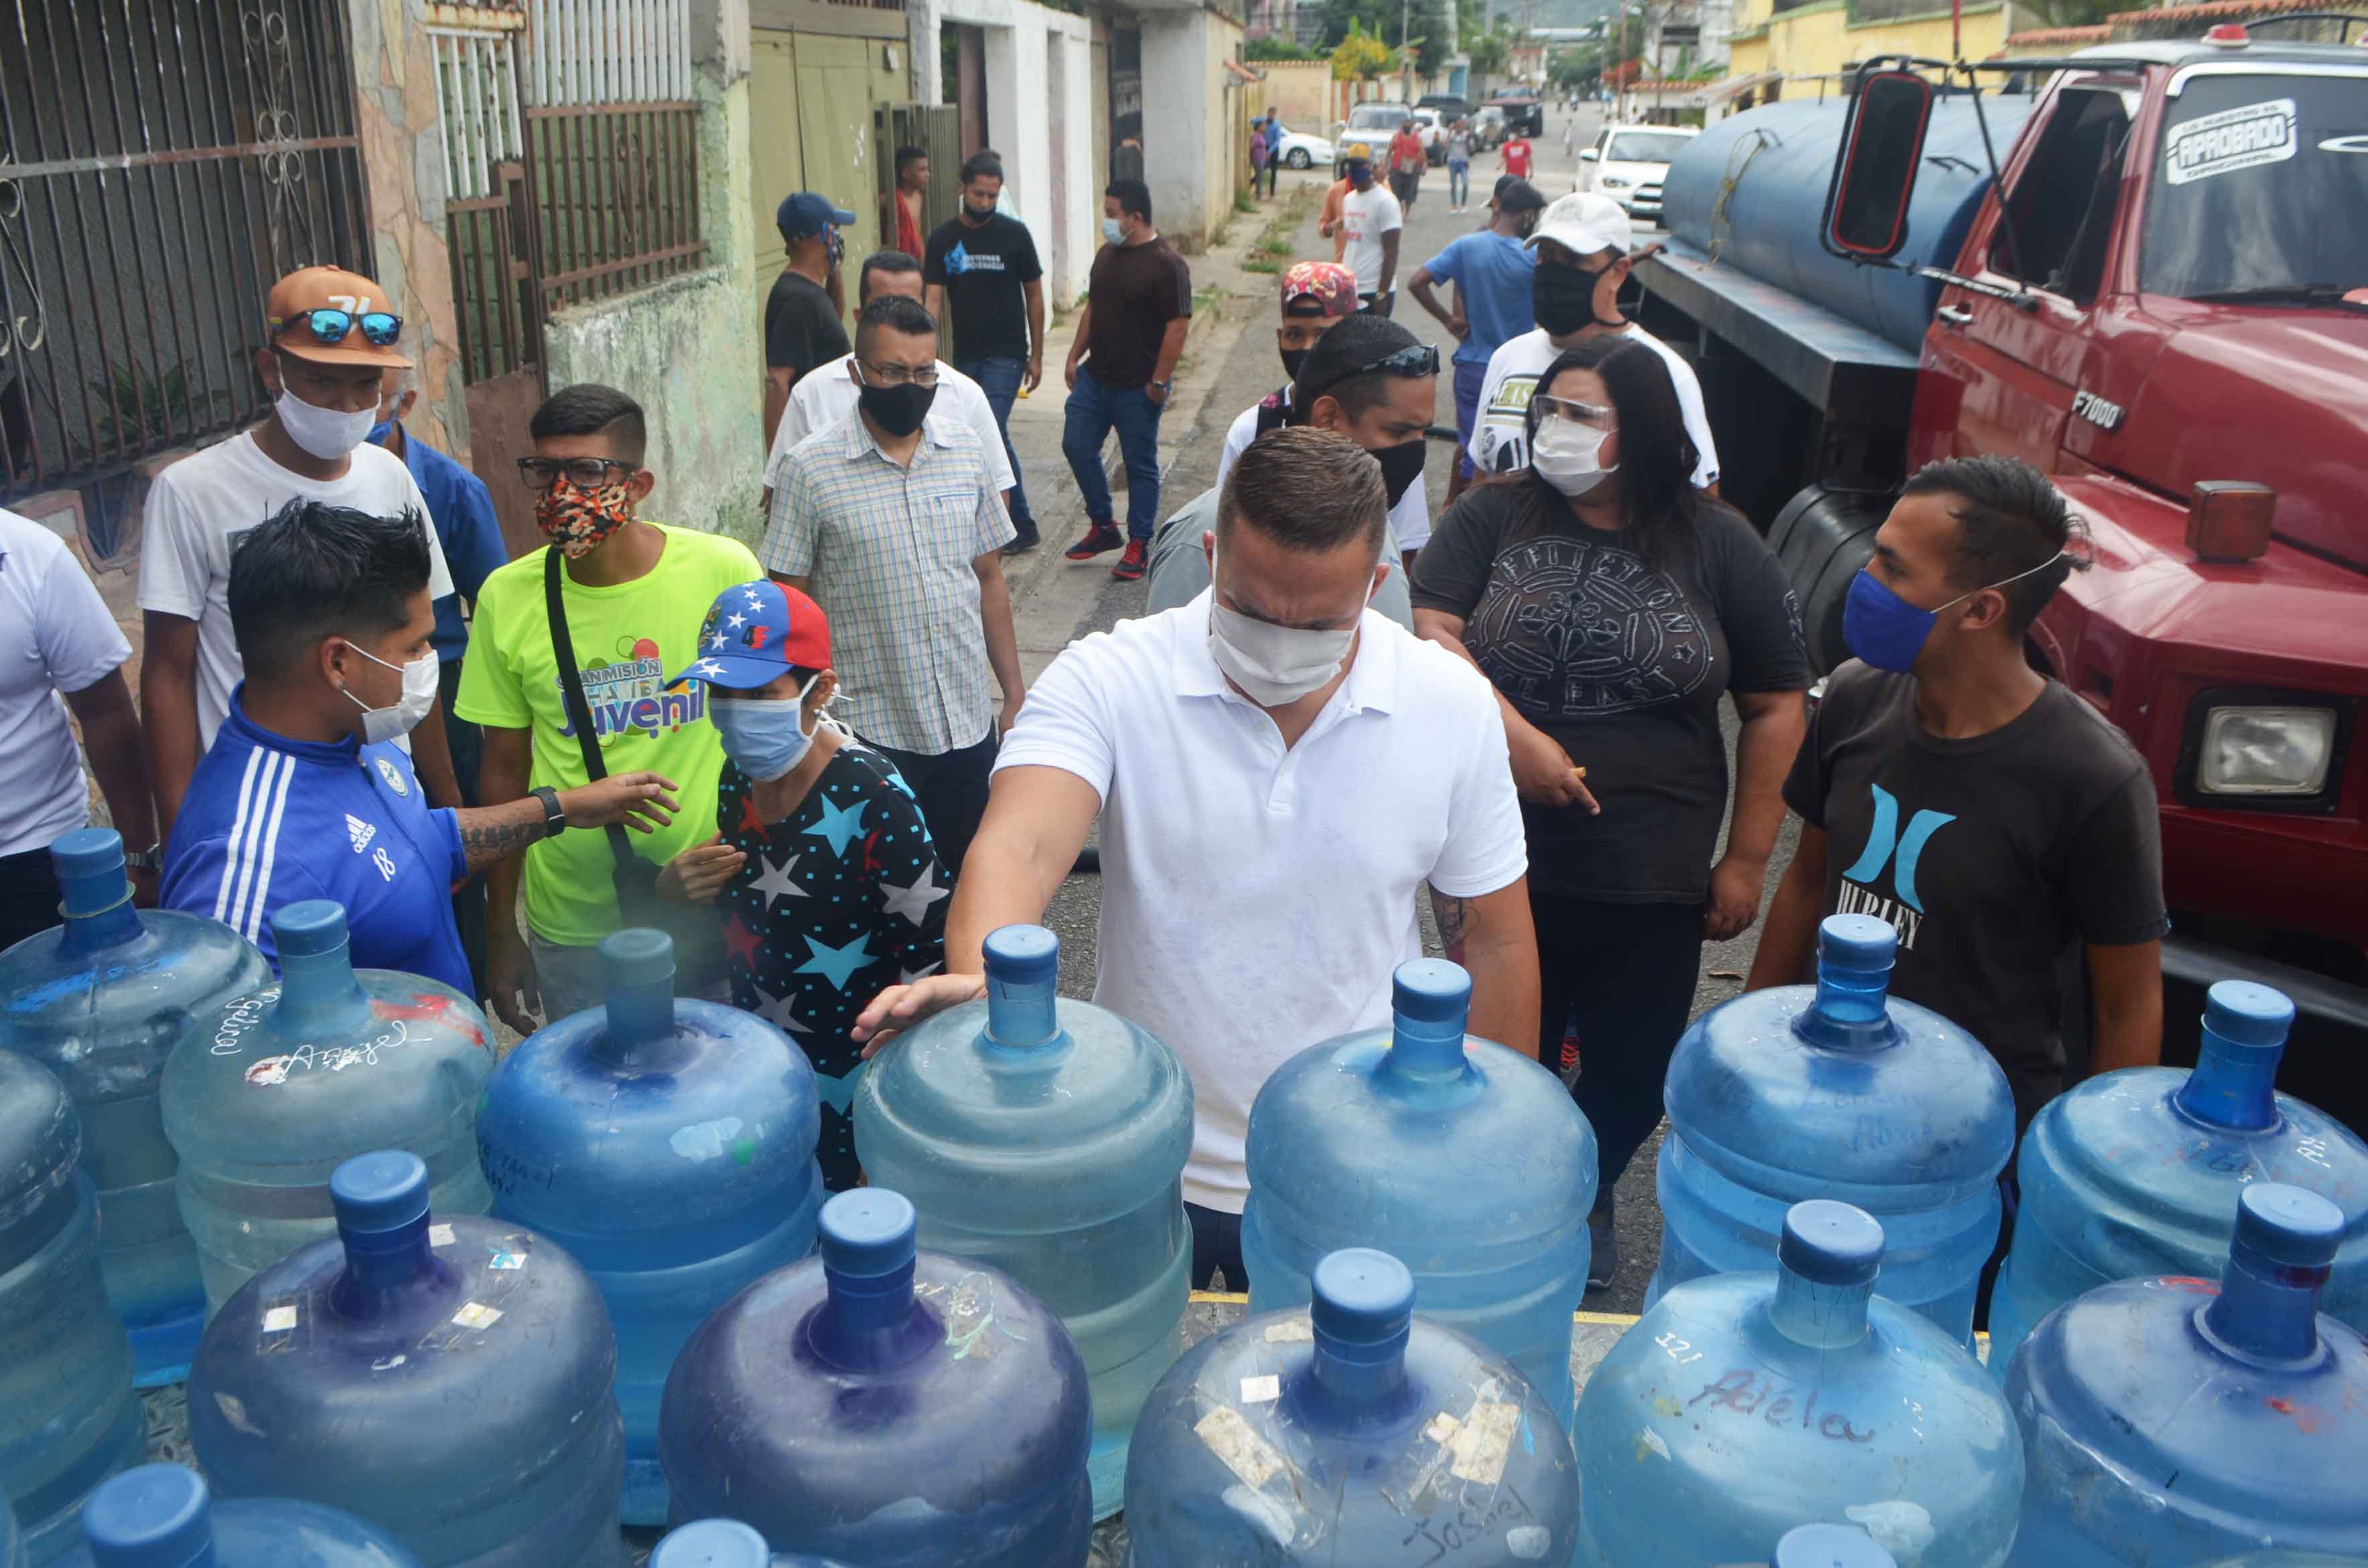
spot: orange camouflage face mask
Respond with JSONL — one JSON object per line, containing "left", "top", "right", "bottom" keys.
{"left": 534, "top": 470, "right": 632, "bottom": 559}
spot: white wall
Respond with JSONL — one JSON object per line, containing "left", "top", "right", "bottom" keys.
{"left": 1139, "top": 7, "right": 1243, "bottom": 252}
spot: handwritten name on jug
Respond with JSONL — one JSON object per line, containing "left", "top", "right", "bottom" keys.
{"left": 1688, "top": 1368, "right": 1876, "bottom": 1443}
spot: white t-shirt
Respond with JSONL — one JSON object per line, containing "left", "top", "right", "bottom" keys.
{"left": 995, "top": 592, "right": 1527, "bottom": 1212}
{"left": 1220, "top": 396, "right": 1431, "bottom": 552}
{"left": 1338, "top": 185, "right": 1404, "bottom": 295}
{"left": 764, "top": 355, "right": 1016, "bottom": 496}
{"left": 0, "top": 510, "right": 135, "bottom": 858}
{"left": 138, "top": 433, "right": 451, "bottom": 747}
{"left": 1467, "top": 325, "right": 1721, "bottom": 489}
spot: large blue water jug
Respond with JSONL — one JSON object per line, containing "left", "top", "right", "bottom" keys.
{"left": 851, "top": 924, "right": 1190, "bottom": 1518}
{"left": 649, "top": 1520, "right": 850, "bottom": 1568}
{"left": 2003, "top": 1184, "right": 2368, "bottom": 1564}
{"left": 0, "top": 1050, "right": 140, "bottom": 1567}
{"left": 658, "top": 1188, "right": 1093, "bottom": 1565}
{"left": 1778, "top": 1527, "right": 1900, "bottom": 1568}
{"left": 1578, "top": 1201, "right": 2023, "bottom": 1568}
{"left": 2201, "top": 1559, "right": 2368, "bottom": 1567}
{"left": 2, "top": 1491, "right": 19, "bottom": 1568}
{"left": 1652, "top": 914, "right": 2015, "bottom": 1343}
{"left": 57, "top": 1464, "right": 423, "bottom": 1568}
{"left": 1990, "top": 981, "right": 2368, "bottom": 1370}
{"left": 1241, "top": 958, "right": 1596, "bottom": 1427}
{"left": 0, "top": 830, "right": 268, "bottom": 1384}
{"left": 187, "top": 1151, "right": 626, "bottom": 1568}
{"left": 476, "top": 928, "right": 823, "bottom": 1526}
{"left": 1125, "top": 1247, "right": 1580, "bottom": 1565}
{"left": 161, "top": 901, "right": 495, "bottom": 1314}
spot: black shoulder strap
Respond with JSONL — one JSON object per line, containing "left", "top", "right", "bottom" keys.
{"left": 543, "top": 548, "right": 638, "bottom": 869}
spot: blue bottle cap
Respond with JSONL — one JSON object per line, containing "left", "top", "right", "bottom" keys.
{"left": 273, "top": 900, "right": 350, "bottom": 958}
{"left": 330, "top": 1151, "right": 431, "bottom": 1236}
{"left": 1772, "top": 1523, "right": 1896, "bottom": 1568}
{"left": 981, "top": 924, "right": 1059, "bottom": 985}
{"left": 649, "top": 1520, "right": 771, "bottom": 1568}
{"left": 2204, "top": 981, "right": 2294, "bottom": 1049}
{"left": 1392, "top": 958, "right": 1471, "bottom": 1025}
{"left": 1815, "top": 914, "right": 1896, "bottom": 972}
{"left": 1310, "top": 1248, "right": 1416, "bottom": 1346}
{"left": 1779, "top": 1200, "right": 1885, "bottom": 1287}
{"left": 819, "top": 1189, "right": 918, "bottom": 1279}
{"left": 50, "top": 827, "right": 125, "bottom": 882}
{"left": 2233, "top": 1183, "right": 2344, "bottom": 1269}
{"left": 601, "top": 928, "right": 675, "bottom": 989}
{"left": 79, "top": 1464, "right": 213, "bottom": 1568}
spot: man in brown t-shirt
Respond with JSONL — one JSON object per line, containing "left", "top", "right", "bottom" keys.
{"left": 1061, "top": 178, "right": 1192, "bottom": 582}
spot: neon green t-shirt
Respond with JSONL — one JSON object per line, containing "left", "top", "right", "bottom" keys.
{"left": 455, "top": 523, "right": 764, "bottom": 947}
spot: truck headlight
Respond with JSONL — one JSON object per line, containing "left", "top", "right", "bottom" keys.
{"left": 2197, "top": 705, "right": 2338, "bottom": 795}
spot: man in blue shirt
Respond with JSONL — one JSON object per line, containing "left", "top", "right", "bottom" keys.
{"left": 161, "top": 498, "right": 677, "bottom": 993}
{"left": 1407, "top": 178, "right": 1544, "bottom": 507}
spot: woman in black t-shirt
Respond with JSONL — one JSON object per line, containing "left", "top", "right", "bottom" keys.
{"left": 1409, "top": 336, "right": 1810, "bottom": 1290}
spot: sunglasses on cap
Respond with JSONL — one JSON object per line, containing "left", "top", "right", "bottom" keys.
{"left": 277, "top": 307, "right": 403, "bottom": 347}
{"left": 1306, "top": 342, "right": 1440, "bottom": 401}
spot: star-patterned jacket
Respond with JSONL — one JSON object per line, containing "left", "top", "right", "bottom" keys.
{"left": 717, "top": 741, "right": 951, "bottom": 1192}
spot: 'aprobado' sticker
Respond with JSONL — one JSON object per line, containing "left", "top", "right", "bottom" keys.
{"left": 2165, "top": 98, "right": 2297, "bottom": 185}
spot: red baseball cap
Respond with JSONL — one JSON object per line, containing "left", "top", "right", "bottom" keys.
{"left": 669, "top": 580, "right": 832, "bottom": 689}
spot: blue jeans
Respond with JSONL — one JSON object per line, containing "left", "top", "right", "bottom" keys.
{"left": 1062, "top": 364, "right": 1164, "bottom": 541}
{"left": 1448, "top": 160, "right": 1470, "bottom": 206}
{"left": 955, "top": 354, "right": 1034, "bottom": 531}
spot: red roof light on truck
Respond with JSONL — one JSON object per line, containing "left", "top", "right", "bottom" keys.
{"left": 2203, "top": 23, "right": 2251, "bottom": 46}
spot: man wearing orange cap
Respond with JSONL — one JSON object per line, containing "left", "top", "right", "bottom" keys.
{"left": 139, "top": 265, "right": 462, "bottom": 836}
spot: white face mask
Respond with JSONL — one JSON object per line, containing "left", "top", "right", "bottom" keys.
{"left": 276, "top": 385, "right": 380, "bottom": 460}
{"left": 1206, "top": 550, "right": 1375, "bottom": 707}
{"left": 1533, "top": 419, "right": 1618, "bottom": 497}
{"left": 340, "top": 641, "right": 439, "bottom": 745}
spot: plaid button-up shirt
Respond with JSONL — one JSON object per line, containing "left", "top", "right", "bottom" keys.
{"left": 760, "top": 409, "right": 1015, "bottom": 754}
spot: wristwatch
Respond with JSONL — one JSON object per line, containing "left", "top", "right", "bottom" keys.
{"left": 123, "top": 843, "right": 161, "bottom": 872}
{"left": 531, "top": 786, "right": 567, "bottom": 839}
{"left": 1150, "top": 378, "right": 1172, "bottom": 395}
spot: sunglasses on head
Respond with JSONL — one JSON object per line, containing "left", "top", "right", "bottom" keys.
{"left": 1308, "top": 342, "right": 1440, "bottom": 401}
{"left": 277, "top": 307, "right": 403, "bottom": 348}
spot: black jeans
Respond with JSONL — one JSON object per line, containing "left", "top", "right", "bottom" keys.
{"left": 1187, "top": 1202, "right": 1246, "bottom": 1292}
{"left": 863, "top": 725, "right": 997, "bottom": 875}
{"left": 0, "top": 845, "right": 63, "bottom": 953}
{"left": 1533, "top": 892, "right": 1706, "bottom": 1201}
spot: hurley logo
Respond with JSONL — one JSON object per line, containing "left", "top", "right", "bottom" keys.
{"left": 1835, "top": 784, "right": 1955, "bottom": 950}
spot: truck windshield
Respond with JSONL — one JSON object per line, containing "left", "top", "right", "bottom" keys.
{"left": 1607, "top": 132, "right": 1694, "bottom": 163}
{"left": 2142, "top": 72, "right": 2368, "bottom": 301}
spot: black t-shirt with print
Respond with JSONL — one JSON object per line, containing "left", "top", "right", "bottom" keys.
{"left": 1411, "top": 482, "right": 1809, "bottom": 902}
{"left": 717, "top": 743, "right": 950, "bottom": 1193}
{"left": 1784, "top": 662, "right": 2168, "bottom": 1122}
{"left": 764, "top": 268, "right": 849, "bottom": 376}
{"left": 923, "top": 212, "right": 1044, "bottom": 363}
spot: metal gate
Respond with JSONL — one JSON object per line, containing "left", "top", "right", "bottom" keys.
{"left": 874, "top": 101, "right": 961, "bottom": 253}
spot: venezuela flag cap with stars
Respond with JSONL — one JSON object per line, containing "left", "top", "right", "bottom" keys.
{"left": 668, "top": 579, "right": 833, "bottom": 691}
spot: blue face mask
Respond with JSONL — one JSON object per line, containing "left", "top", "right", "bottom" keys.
{"left": 709, "top": 676, "right": 823, "bottom": 782}
{"left": 1841, "top": 553, "right": 2068, "bottom": 672}
{"left": 1101, "top": 216, "right": 1125, "bottom": 244}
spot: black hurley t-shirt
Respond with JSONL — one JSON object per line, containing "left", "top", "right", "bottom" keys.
{"left": 1083, "top": 237, "right": 1192, "bottom": 390}
{"left": 1785, "top": 662, "right": 2168, "bottom": 1121}
{"left": 923, "top": 213, "right": 1044, "bottom": 362}
{"left": 1411, "top": 482, "right": 1809, "bottom": 902}
{"left": 764, "top": 269, "right": 849, "bottom": 377}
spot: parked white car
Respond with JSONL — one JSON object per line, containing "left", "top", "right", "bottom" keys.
{"left": 1266, "top": 123, "right": 1334, "bottom": 171}
{"left": 1580, "top": 123, "right": 1699, "bottom": 224}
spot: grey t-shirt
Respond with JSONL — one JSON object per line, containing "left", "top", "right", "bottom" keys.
{"left": 1785, "top": 662, "right": 2168, "bottom": 1121}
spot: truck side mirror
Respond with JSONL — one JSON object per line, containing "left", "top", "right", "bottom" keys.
{"left": 1825, "top": 69, "right": 1934, "bottom": 260}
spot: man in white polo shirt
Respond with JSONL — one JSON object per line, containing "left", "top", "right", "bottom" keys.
{"left": 854, "top": 426, "right": 1537, "bottom": 1288}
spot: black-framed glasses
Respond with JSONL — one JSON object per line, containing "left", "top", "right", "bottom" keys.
{"left": 277, "top": 308, "right": 403, "bottom": 347}
{"left": 1306, "top": 342, "right": 1439, "bottom": 402}
{"left": 516, "top": 456, "right": 636, "bottom": 490}
{"left": 855, "top": 358, "right": 938, "bottom": 388}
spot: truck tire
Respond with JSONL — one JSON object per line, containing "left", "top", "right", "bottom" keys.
{"left": 1767, "top": 485, "right": 1891, "bottom": 674}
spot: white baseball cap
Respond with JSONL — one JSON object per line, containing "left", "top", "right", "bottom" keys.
{"left": 1527, "top": 192, "right": 1633, "bottom": 260}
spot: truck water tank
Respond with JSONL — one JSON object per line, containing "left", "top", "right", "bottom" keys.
{"left": 0, "top": 1052, "right": 140, "bottom": 1567}
{"left": 1578, "top": 1202, "right": 2023, "bottom": 1568}
{"left": 475, "top": 928, "right": 824, "bottom": 1526}
{"left": 0, "top": 831, "right": 268, "bottom": 1384}
{"left": 57, "top": 1465, "right": 424, "bottom": 1568}
{"left": 648, "top": 1520, "right": 850, "bottom": 1568}
{"left": 187, "top": 1151, "right": 626, "bottom": 1568}
{"left": 1663, "top": 93, "right": 2044, "bottom": 354}
{"left": 1651, "top": 914, "right": 2015, "bottom": 1343}
{"left": 1125, "top": 1248, "right": 1581, "bottom": 1567}
{"left": 1240, "top": 958, "right": 1596, "bottom": 1429}
{"left": 658, "top": 1188, "right": 1093, "bottom": 1567}
{"left": 1990, "top": 979, "right": 2367, "bottom": 1371}
{"left": 162, "top": 901, "right": 495, "bottom": 1315}
{"left": 2003, "top": 1185, "right": 2368, "bottom": 1563}
{"left": 851, "top": 924, "right": 1192, "bottom": 1518}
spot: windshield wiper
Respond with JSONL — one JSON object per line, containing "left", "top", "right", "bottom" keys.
{"left": 2187, "top": 283, "right": 2368, "bottom": 309}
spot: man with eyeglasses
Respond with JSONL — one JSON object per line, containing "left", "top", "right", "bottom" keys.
{"left": 456, "top": 383, "right": 764, "bottom": 1030}
{"left": 760, "top": 293, "right": 1024, "bottom": 873}
{"left": 140, "top": 265, "right": 465, "bottom": 841}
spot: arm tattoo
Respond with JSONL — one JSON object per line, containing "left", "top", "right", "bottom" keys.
{"left": 457, "top": 804, "right": 546, "bottom": 872}
{"left": 1430, "top": 889, "right": 1470, "bottom": 950}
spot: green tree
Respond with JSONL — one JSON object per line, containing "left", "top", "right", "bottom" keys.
{"left": 1464, "top": 17, "right": 1515, "bottom": 76}
{"left": 1331, "top": 18, "right": 1399, "bottom": 78}
{"left": 1246, "top": 35, "right": 1321, "bottom": 60}
{"left": 1319, "top": 0, "right": 1451, "bottom": 70}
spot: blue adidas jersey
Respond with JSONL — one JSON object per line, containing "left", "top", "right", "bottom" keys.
{"left": 161, "top": 688, "right": 472, "bottom": 995}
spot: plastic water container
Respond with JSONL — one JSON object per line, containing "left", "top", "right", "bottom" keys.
{"left": 851, "top": 925, "right": 1191, "bottom": 1518}
{"left": 2, "top": 1492, "right": 19, "bottom": 1568}
{"left": 1651, "top": 914, "right": 2015, "bottom": 1344}
{"left": 187, "top": 1151, "right": 626, "bottom": 1568}
{"left": 0, "top": 1050, "right": 141, "bottom": 1567}
{"left": 0, "top": 830, "right": 268, "bottom": 1384}
{"left": 659, "top": 1188, "right": 1093, "bottom": 1566}
{"left": 649, "top": 1520, "right": 851, "bottom": 1568}
{"left": 1990, "top": 981, "right": 2368, "bottom": 1370}
{"left": 2003, "top": 1184, "right": 2368, "bottom": 1565}
{"left": 1241, "top": 958, "right": 1596, "bottom": 1427}
{"left": 1777, "top": 1526, "right": 1900, "bottom": 1568}
{"left": 2199, "top": 1558, "right": 2368, "bottom": 1567}
{"left": 56, "top": 1464, "right": 423, "bottom": 1568}
{"left": 1578, "top": 1201, "right": 2023, "bottom": 1568}
{"left": 162, "top": 900, "right": 495, "bottom": 1315}
{"left": 1125, "top": 1248, "right": 1580, "bottom": 1566}
{"left": 476, "top": 929, "right": 823, "bottom": 1526}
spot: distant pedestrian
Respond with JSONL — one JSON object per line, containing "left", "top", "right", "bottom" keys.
{"left": 890, "top": 146, "right": 928, "bottom": 261}
{"left": 1336, "top": 143, "right": 1403, "bottom": 315}
{"left": 1562, "top": 116, "right": 1578, "bottom": 157}
{"left": 1503, "top": 129, "right": 1535, "bottom": 180}
{"left": 1389, "top": 118, "right": 1427, "bottom": 213}
{"left": 1408, "top": 178, "right": 1545, "bottom": 507}
{"left": 1249, "top": 123, "right": 1271, "bottom": 201}
{"left": 1446, "top": 118, "right": 1474, "bottom": 212}
{"left": 764, "top": 192, "right": 855, "bottom": 450}
{"left": 1319, "top": 167, "right": 1353, "bottom": 263}
{"left": 1062, "top": 179, "right": 1191, "bottom": 583}
{"left": 1259, "top": 106, "right": 1282, "bottom": 197}
{"left": 921, "top": 152, "right": 1048, "bottom": 555}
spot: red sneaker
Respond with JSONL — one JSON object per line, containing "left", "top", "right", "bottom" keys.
{"left": 1064, "top": 523, "right": 1124, "bottom": 561}
{"left": 1111, "top": 539, "right": 1147, "bottom": 581}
